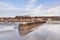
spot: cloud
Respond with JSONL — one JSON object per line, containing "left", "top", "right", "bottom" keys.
{"left": 0, "top": 2, "right": 45, "bottom": 17}
{"left": 29, "top": 0, "right": 36, "bottom": 4}
{"left": 46, "top": 5, "right": 60, "bottom": 16}
{"left": 30, "top": 5, "right": 46, "bottom": 16}
{"left": 24, "top": 4, "right": 48, "bottom": 16}
{"left": 0, "top": 2, "right": 24, "bottom": 17}
{"left": 0, "top": 2, "right": 60, "bottom": 17}
{"left": 27, "top": 5, "right": 60, "bottom": 16}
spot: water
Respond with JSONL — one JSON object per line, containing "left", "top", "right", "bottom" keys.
{"left": 0, "top": 22, "right": 60, "bottom": 40}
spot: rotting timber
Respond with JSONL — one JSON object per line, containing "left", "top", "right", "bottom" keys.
{"left": 18, "top": 20, "right": 46, "bottom": 36}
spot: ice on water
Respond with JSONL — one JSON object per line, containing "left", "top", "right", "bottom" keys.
{"left": 22, "top": 23, "right": 60, "bottom": 40}
{"left": 0, "top": 22, "right": 60, "bottom": 40}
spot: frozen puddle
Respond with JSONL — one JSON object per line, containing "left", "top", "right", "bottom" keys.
{"left": 0, "top": 23, "right": 60, "bottom": 40}
{"left": 0, "top": 22, "right": 21, "bottom": 40}
{"left": 0, "top": 26, "right": 14, "bottom": 32}
{"left": 0, "top": 30, "right": 21, "bottom": 40}
{"left": 22, "top": 23, "right": 60, "bottom": 40}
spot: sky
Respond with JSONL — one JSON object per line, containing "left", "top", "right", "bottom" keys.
{"left": 0, "top": 0, "right": 60, "bottom": 17}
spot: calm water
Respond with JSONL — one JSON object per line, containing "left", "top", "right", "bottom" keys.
{"left": 0, "top": 23, "right": 60, "bottom": 40}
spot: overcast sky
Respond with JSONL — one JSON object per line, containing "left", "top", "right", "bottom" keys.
{"left": 0, "top": 0, "right": 60, "bottom": 17}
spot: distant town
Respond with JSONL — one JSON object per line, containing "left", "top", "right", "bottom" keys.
{"left": 0, "top": 16, "right": 60, "bottom": 22}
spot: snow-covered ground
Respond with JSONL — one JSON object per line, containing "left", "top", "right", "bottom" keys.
{"left": 0, "top": 22, "right": 60, "bottom": 40}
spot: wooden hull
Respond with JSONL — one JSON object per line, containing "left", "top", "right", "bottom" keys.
{"left": 18, "top": 21, "right": 46, "bottom": 36}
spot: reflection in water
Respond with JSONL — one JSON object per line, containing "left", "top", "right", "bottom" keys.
{"left": 0, "top": 23, "right": 60, "bottom": 40}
